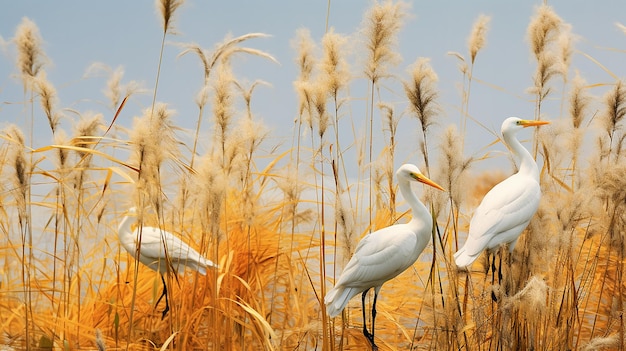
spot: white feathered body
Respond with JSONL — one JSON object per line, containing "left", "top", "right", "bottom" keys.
{"left": 325, "top": 211, "right": 432, "bottom": 318}
{"left": 118, "top": 212, "right": 216, "bottom": 275}
{"left": 453, "top": 117, "right": 547, "bottom": 268}
{"left": 453, "top": 172, "right": 541, "bottom": 267}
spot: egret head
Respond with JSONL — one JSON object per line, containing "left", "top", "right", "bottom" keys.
{"left": 502, "top": 117, "right": 550, "bottom": 135}
{"left": 396, "top": 164, "right": 445, "bottom": 191}
{"left": 127, "top": 207, "right": 138, "bottom": 216}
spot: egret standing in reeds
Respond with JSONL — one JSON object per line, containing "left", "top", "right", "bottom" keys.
{"left": 325, "top": 164, "right": 444, "bottom": 350}
{"left": 118, "top": 207, "right": 218, "bottom": 319}
{"left": 454, "top": 117, "right": 549, "bottom": 272}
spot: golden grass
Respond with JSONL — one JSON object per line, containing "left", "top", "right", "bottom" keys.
{"left": 1, "top": 2, "right": 626, "bottom": 350}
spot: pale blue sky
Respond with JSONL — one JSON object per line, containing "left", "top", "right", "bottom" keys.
{"left": 1, "top": 1, "right": 625, "bottom": 174}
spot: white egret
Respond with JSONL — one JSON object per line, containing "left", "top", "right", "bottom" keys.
{"left": 454, "top": 117, "right": 549, "bottom": 269}
{"left": 324, "top": 164, "right": 444, "bottom": 350}
{"left": 118, "top": 207, "right": 218, "bottom": 319}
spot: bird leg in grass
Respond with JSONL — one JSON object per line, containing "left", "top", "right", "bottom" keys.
{"left": 490, "top": 249, "right": 506, "bottom": 302}
{"left": 497, "top": 250, "right": 503, "bottom": 283}
{"left": 361, "top": 289, "right": 379, "bottom": 351}
{"left": 490, "top": 254, "right": 498, "bottom": 302}
{"left": 154, "top": 274, "right": 170, "bottom": 320}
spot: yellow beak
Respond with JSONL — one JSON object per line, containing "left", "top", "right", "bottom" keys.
{"left": 414, "top": 174, "right": 445, "bottom": 191}
{"left": 520, "top": 119, "right": 550, "bottom": 127}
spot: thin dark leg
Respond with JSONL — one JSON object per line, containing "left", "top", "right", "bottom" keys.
{"left": 155, "top": 274, "right": 170, "bottom": 319}
{"left": 491, "top": 253, "right": 496, "bottom": 282}
{"left": 497, "top": 250, "right": 503, "bottom": 284}
{"left": 370, "top": 290, "right": 379, "bottom": 351}
{"left": 361, "top": 288, "right": 378, "bottom": 351}
{"left": 361, "top": 289, "right": 371, "bottom": 341}
{"left": 491, "top": 254, "right": 498, "bottom": 302}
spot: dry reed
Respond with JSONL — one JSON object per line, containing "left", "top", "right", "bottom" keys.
{"left": 3, "top": 2, "right": 626, "bottom": 350}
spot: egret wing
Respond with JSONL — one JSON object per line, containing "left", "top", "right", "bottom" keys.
{"left": 335, "top": 225, "right": 418, "bottom": 289}
{"left": 464, "top": 175, "right": 541, "bottom": 257}
{"left": 133, "top": 226, "right": 168, "bottom": 258}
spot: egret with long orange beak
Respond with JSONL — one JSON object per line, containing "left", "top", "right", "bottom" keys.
{"left": 325, "top": 164, "right": 444, "bottom": 350}
{"left": 454, "top": 117, "right": 550, "bottom": 269}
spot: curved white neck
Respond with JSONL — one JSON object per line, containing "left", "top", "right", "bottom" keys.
{"left": 398, "top": 178, "right": 431, "bottom": 227}
{"left": 503, "top": 130, "right": 538, "bottom": 179}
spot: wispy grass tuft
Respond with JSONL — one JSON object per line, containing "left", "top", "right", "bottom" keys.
{"left": 4, "top": 3, "right": 626, "bottom": 350}
{"left": 468, "top": 14, "right": 490, "bottom": 65}
{"left": 527, "top": 4, "right": 566, "bottom": 155}
{"left": 14, "top": 17, "right": 45, "bottom": 83}
{"left": 403, "top": 57, "right": 439, "bottom": 173}
{"left": 156, "top": 0, "right": 184, "bottom": 35}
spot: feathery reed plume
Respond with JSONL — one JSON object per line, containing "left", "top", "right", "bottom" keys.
{"left": 178, "top": 33, "right": 277, "bottom": 84}
{"left": 294, "top": 81, "right": 315, "bottom": 133}
{"left": 14, "top": 17, "right": 45, "bottom": 84}
{"left": 600, "top": 79, "right": 626, "bottom": 161}
{"left": 194, "top": 153, "right": 225, "bottom": 267}
{"left": 362, "top": 0, "right": 407, "bottom": 84}
{"left": 292, "top": 28, "right": 317, "bottom": 170}
{"left": 129, "top": 103, "right": 177, "bottom": 212}
{"left": 156, "top": 0, "right": 184, "bottom": 35}
{"left": 235, "top": 80, "right": 270, "bottom": 121}
{"left": 569, "top": 72, "right": 590, "bottom": 130}
{"left": 293, "top": 28, "right": 316, "bottom": 84}
{"left": 362, "top": 0, "right": 407, "bottom": 231}
{"left": 52, "top": 129, "right": 70, "bottom": 170}
{"left": 4, "top": 125, "right": 33, "bottom": 347}
{"left": 558, "top": 24, "right": 574, "bottom": 81}
{"left": 468, "top": 14, "right": 490, "bottom": 65}
{"left": 617, "top": 22, "right": 626, "bottom": 35}
{"left": 503, "top": 276, "right": 548, "bottom": 313}
{"left": 320, "top": 31, "right": 352, "bottom": 266}
{"left": 595, "top": 165, "right": 626, "bottom": 246}
{"left": 212, "top": 63, "right": 235, "bottom": 167}
{"left": 83, "top": 63, "right": 143, "bottom": 111}
{"left": 307, "top": 70, "right": 334, "bottom": 350}
{"left": 151, "top": 0, "right": 184, "bottom": 128}
{"left": 34, "top": 71, "right": 61, "bottom": 134}
{"left": 320, "top": 29, "right": 350, "bottom": 100}
{"left": 403, "top": 57, "right": 440, "bottom": 173}
{"left": 105, "top": 66, "right": 124, "bottom": 109}
{"left": 311, "top": 84, "right": 329, "bottom": 139}
{"left": 5, "top": 125, "right": 29, "bottom": 222}
{"left": 436, "top": 125, "right": 472, "bottom": 247}
{"left": 195, "top": 153, "right": 226, "bottom": 225}
{"left": 73, "top": 113, "right": 103, "bottom": 169}
{"left": 458, "top": 14, "right": 490, "bottom": 148}
{"left": 567, "top": 72, "right": 590, "bottom": 185}
{"left": 529, "top": 41, "right": 562, "bottom": 100}
{"left": 527, "top": 4, "right": 563, "bottom": 60}
{"left": 582, "top": 335, "right": 620, "bottom": 351}
{"left": 378, "top": 103, "right": 399, "bottom": 218}
{"left": 231, "top": 81, "right": 268, "bottom": 194}
{"left": 527, "top": 4, "right": 564, "bottom": 155}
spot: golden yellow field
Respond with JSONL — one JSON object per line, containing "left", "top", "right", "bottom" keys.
{"left": 1, "top": 1, "right": 625, "bottom": 350}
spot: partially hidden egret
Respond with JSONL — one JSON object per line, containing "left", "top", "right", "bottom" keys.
{"left": 454, "top": 117, "right": 549, "bottom": 269}
{"left": 324, "top": 164, "right": 445, "bottom": 350}
{"left": 118, "top": 207, "right": 218, "bottom": 319}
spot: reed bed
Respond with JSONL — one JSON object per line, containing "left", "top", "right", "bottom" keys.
{"left": 1, "top": 1, "right": 625, "bottom": 350}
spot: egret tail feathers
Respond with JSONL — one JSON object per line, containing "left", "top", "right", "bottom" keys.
{"left": 453, "top": 247, "right": 479, "bottom": 268}
{"left": 324, "top": 286, "right": 360, "bottom": 318}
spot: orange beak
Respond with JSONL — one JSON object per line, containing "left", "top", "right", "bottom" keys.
{"left": 414, "top": 173, "right": 445, "bottom": 191}
{"left": 520, "top": 119, "right": 550, "bottom": 127}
